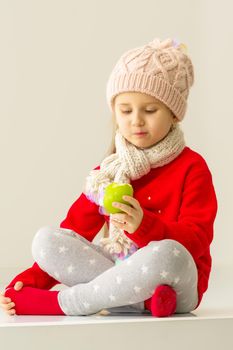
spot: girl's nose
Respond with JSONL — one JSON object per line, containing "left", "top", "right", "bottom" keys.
{"left": 131, "top": 113, "right": 145, "bottom": 126}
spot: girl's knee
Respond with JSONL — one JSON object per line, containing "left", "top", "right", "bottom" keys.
{"left": 31, "top": 226, "right": 56, "bottom": 260}
{"left": 146, "top": 239, "right": 195, "bottom": 270}
{"left": 149, "top": 239, "right": 193, "bottom": 259}
{"left": 149, "top": 238, "right": 182, "bottom": 250}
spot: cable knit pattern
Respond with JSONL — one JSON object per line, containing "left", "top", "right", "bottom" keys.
{"left": 83, "top": 123, "right": 186, "bottom": 261}
{"left": 106, "top": 38, "right": 194, "bottom": 121}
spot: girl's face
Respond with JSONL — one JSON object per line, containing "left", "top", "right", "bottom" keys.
{"left": 113, "top": 92, "right": 178, "bottom": 149}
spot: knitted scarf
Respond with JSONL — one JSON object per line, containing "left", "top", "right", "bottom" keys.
{"left": 83, "top": 123, "right": 186, "bottom": 262}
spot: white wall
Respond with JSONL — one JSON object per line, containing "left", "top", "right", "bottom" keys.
{"left": 0, "top": 0, "right": 232, "bottom": 274}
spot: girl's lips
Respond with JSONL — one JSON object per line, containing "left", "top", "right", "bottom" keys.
{"left": 134, "top": 132, "right": 148, "bottom": 136}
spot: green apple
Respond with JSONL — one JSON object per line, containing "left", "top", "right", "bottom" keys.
{"left": 103, "top": 182, "right": 134, "bottom": 214}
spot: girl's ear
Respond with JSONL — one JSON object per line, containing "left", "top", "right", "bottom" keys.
{"left": 171, "top": 114, "right": 179, "bottom": 129}
{"left": 173, "top": 114, "right": 178, "bottom": 122}
{"left": 170, "top": 110, "right": 177, "bottom": 120}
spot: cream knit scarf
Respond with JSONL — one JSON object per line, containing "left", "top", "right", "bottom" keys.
{"left": 83, "top": 123, "right": 186, "bottom": 261}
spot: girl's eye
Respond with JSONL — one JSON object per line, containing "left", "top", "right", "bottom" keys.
{"left": 121, "top": 110, "right": 157, "bottom": 114}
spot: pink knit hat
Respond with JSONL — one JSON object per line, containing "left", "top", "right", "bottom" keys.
{"left": 106, "top": 38, "right": 194, "bottom": 121}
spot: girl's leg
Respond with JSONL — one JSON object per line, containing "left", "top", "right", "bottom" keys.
{"left": 31, "top": 226, "right": 115, "bottom": 286}
{"left": 6, "top": 227, "right": 198, "bottom": 316}
{"left": 31, "top": 226, "right": 144, "bottom": 311}
{"left": 57, "top": 239, "right": 199, "bottom": 315}
{"left": 5, "top": 226, "right": 144, "bottom": 315}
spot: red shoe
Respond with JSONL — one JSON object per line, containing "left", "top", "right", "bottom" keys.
{"left": 144, "top": 284, "right": 177, "bottom": 317}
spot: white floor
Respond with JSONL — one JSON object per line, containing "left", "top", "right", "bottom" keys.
{"left": 0, "top": 264, "right": 233, "bottom": 350}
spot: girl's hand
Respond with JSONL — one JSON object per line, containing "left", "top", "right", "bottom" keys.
{"left": 0, "top": 281, "right": 24, "bottom": 316}
{"left": 110, "top": 195, "right": 143, "bottom": 234}
{"left": 13, "top": 281, "right": 24, "bottom": 291}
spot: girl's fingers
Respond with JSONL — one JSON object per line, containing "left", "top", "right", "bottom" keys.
{"left": 110, "top": 213, "right": 125, "bottom": 222}
{"left": 2, "top": 302, "right": 15, "bottom": 311}
{"left": 3, "top": 299, "right": 12, "bottom": 304}
{"left": 112, "top": 202, "right": 134, "bottom": 216}
{"left": 14, "top": 281, "right": 23, "bottom": 289}
{"left": 0, "top": 297, "right": 11, "bottom": 304}
{"left": 7, "top": 302, "right": 15, "bottom": 310}
{"left": 0, "top": 291, "right": 5, "bottom": 300}
{"left": 7, "top": 309, "right": 15, "bottom": 315}
{"left": 111, "top": 213, "right": 133, "bottom": 225}
{"left": 123, "top": 195, "right": 140, "bottom": 208}
{"left": 112, "top": 196, "right": 142, "bottom": 216}
{"left": 111, "top": 218, "right": 125, "bottom": 226}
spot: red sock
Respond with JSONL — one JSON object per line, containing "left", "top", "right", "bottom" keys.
{"left": 144, "top": 284, "right": 177, "bottom": 317}
{"left": 5, "top": 287, "right": 66, "bottom": 315}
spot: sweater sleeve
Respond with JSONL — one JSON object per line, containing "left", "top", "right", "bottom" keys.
{"left": 4, "top": 262, "right": 60, "bottom": 291}
{"left": 59, "top": 191, "right": 105, "bottom": 241}
{"left": 124, "top": 168, "right": 218, "bottom": 262}
{"left": 5, "top": 166, "right": 105, "bottom": 292}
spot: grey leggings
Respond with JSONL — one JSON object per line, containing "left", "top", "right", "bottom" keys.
{"left": 31, "top": 226, "right": 199, "bottom": 316}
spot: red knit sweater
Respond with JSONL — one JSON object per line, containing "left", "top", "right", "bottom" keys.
{"left": 5, "top": 146, "right": 218, "bottom": 308}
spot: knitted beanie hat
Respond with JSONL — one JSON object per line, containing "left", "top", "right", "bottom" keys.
{"left": 106, "top": 38, "right": 194, "bottom": 121}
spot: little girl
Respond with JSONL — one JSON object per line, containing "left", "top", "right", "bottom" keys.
{"left": 1, "top": 38, "right": 218, "bottom": 317}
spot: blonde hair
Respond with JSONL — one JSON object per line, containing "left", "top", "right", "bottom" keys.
{"left": 100, "top": 114, "right": 117, "bottom": 161}
{"left": 101, "top": 112, "right": 118, "bottom": 238}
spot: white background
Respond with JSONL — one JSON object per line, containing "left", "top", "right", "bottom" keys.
{"left": 0, "top": 0, "right": 232, "bottom": 274}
